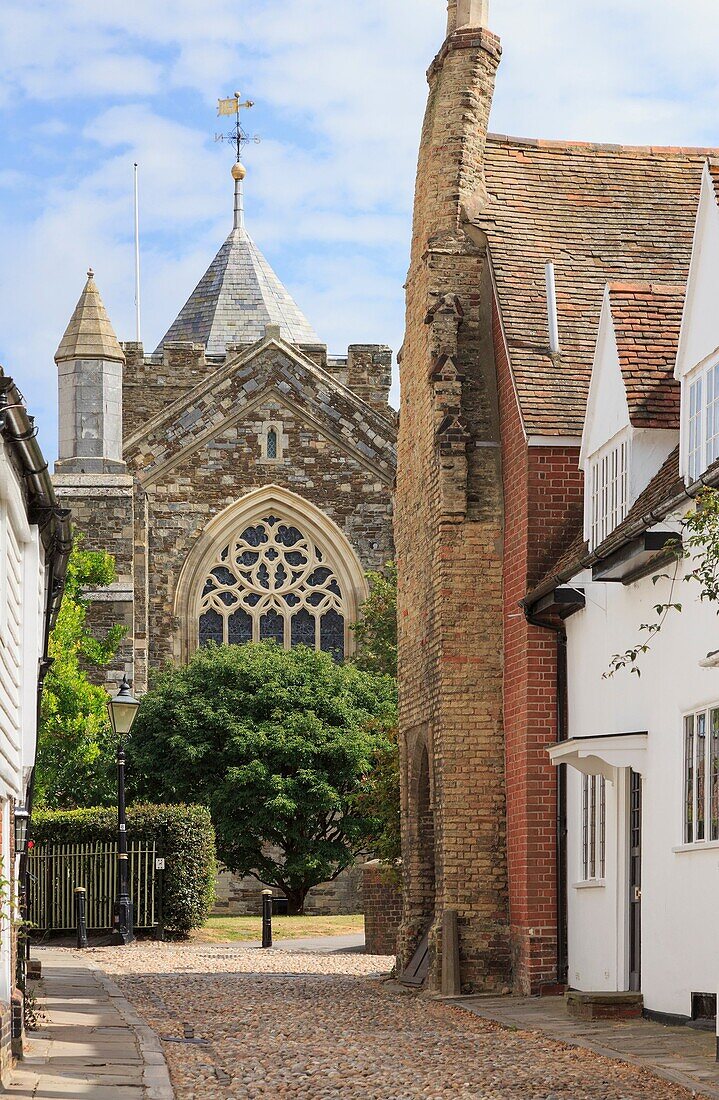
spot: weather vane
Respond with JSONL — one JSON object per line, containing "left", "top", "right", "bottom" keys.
{"left": 215, "top": 92, "right": 260, "bottom": 163}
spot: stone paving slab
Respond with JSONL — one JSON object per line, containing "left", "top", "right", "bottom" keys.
{"left": 449, "top": 993, "right": 719, "bottom": 1099}
{"left": 6, "top": 947, "right": 174, "bottom": 1099}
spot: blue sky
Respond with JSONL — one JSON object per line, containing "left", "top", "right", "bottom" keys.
{"left": 1, "top": 0, "right": 719, "bottom": 460}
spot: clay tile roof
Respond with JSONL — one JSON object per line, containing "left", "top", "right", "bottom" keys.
{"left": 479, "top": 136, "right": 714, "bottom": 436}
{"left": 708, "top": 159, "right": 719, "bottom": 204}
{"left": 607, "top": 281, "right": 684, "bottom": 430}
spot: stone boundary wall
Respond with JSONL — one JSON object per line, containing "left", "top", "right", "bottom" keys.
{"left": 363, "top": 862, "right": 402, "bottom": 957}
{"left": 213, "top": 861, "right": 364, "bottom": 917}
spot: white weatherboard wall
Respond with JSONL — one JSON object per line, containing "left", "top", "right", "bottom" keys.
{"left": 580, "top": 287, "right": 678, "bottom": 547}
{"left": 0, "top": 445, "right": 45, "bottom": 801}
{"left": 564, "top": 523, "right": 719, "bottom": 1018}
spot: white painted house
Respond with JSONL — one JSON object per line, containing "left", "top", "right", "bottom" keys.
{"left": 0, "top": 371, "right": 69, "bottom": 1074}
{"left": 525, "top": 159, "right": 719, "bottom": 1033}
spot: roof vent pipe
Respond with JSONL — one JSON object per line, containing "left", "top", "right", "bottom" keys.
{"left": 545, "top": 261, "right": 561, "bottom": 355}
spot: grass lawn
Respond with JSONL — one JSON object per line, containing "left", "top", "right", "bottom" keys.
{"left": 191, "top": 913, "right": 365, "bottom": 944}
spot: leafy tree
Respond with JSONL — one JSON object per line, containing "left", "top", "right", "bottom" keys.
{"left": 352, "top": 562, "right": 397, "bottom": 677}
{"left": 126, "top": 642, "right": 397, "bottom": 913}
{"left": 350, "top": 563, "right": 400, "bottom": 868}
{"left": 351, "top": 724, "right": 401, "bottom": 869}
{"left": 35, "top": 542, "right": 125, "bottom": 809}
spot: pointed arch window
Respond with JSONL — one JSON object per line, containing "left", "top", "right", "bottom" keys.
{"left": 260, "top": 421, "right": 284, "bottom": 463}
{"left": 197, "top": 514, "right": 346, "bottom": 660}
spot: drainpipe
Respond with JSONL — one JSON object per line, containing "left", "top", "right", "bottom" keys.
{"left": 524, "top": 607, "right": 569, "bottom": 987}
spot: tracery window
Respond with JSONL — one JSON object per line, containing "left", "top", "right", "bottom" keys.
{"left": 198, "top": 514, "right": 346, "bottom": 660}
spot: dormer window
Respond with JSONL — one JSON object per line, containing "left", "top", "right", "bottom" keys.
{"left": 589, "top": 437, "right": 629, "bottom": 549}
{"left": 686, "top": 360, "right": 719, "bottom": 482}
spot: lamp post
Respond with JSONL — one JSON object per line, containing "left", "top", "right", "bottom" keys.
{"left": 107, "top": 676, "right": 141, "bottom": 945}
{"left": 13, "top": 807, "right": 29, "bottom": 856}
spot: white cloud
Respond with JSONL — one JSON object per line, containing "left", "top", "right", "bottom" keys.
{"left": 0, "top": 0, "right": 719, "bottom": 459}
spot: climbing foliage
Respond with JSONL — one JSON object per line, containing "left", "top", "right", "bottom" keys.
{"left": 35, "top": 541, "right": 125, "bottom": 808}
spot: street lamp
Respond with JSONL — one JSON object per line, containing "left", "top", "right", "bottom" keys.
{"left": 13, "top": 807, "right": 29, "bottom": 856}
{"left": 107, "top": 676, "right": 141, "bottom": 945}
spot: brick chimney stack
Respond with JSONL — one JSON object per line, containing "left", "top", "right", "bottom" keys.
{"left": 395, "top": 0, "right": 510, "bottom": 994}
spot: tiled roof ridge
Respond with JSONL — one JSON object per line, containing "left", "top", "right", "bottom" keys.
{"left": 488, "top": 133, "right": 719, "bottom": 157}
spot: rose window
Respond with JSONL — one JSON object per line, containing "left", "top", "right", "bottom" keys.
{"left": 198, "top": 515, "right": 346, "bottom": 660}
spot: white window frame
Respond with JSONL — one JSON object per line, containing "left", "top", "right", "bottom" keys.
{"left": 581, "top": 773, "right": 606, "bottom": 882}
{"left": 683, "top": 704, "right": 719, "bottom": 845}
{"left": 684, "top": 356, "right": 719, "bottom": 483}
{"left": 587, "top": 435, "right": 630, "bottom": 550}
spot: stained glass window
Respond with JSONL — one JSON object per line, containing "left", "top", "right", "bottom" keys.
{"left": 199, "top": 609, "right": 223, "bottom": 647}
{"left": 197, "top": 515, "right": 346, "bottom": 659}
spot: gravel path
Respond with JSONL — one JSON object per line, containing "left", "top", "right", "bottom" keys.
{"left": 84, "top": 941, "right": 695, "bottom": 1099}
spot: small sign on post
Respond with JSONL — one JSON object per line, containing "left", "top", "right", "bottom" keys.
{"left": 261, "top": 890, "right": 273, "bottom": 949}
{"left": 155, "top": 857, "right": 165, "bottom": 870}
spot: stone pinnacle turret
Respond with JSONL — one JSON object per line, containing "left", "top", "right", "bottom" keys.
{"left": 55, "top": 270, "right": 126, "bottom": 473}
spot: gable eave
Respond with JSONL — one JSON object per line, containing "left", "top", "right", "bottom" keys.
{"left": 132, "top": 383, "right": 396, "bottom": 490}
{"left": 126, "top": 333, "right": 395, "bottom": 454}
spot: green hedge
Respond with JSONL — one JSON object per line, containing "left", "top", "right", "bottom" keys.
{"left": 32, "top": 804, "right": 216, "bottom": 934}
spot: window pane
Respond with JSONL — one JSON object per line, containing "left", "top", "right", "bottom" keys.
{"left": 689, "top": 377, "right": 703, "bottom": 482}
{"left": 697, "top": 711, "right": 707, "bottom": 842}
{"left": 711, "top": 710, "right": 719, "bottom": 841}
{"left": 582, "top": 775, "right": 589, "bottom": 879}
{"left": 260, "top": 610, "right": 285, "bottom": 646}
{"left": 589, "top": 775, "right": 597, "bottom": 879}
{"left": 267, "top": 429, "right": 278, "bottom": 459}
{"left": 320, "top": 610, "right": 345, "bottom": 662}
{"left": 228, "top": 609, "right": 252, "bottom": 646}
{"left": 199, "top": 609, "right": 223, "bottom": 647}
{"left": 291, "top": 609, "right": 316, "bottom": 648}
{"left": 599, "top": 777, "right": 606, "bottom": 878}
{"left": 685, "top": 714, "right": 695, "bottom": 844}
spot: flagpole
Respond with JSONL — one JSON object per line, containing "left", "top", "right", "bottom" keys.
{"left": 133, "top": 162, "right": 141, "bottom": 345}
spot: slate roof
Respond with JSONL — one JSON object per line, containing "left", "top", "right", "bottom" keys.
{"left": 155, "top": 226, "right": 319, "bottom": 356}
{"left": 479, "top": 137, "right": 715, "bottom": 436}
{"left": 608, "top": 281, "right": 684, "bottom": 430}
{"left": 55, "top": 270, "right": 124, "bottom": 364}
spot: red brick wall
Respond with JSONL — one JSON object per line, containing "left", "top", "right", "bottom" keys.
{"left": 494, "top": 299, "right": 583, "bottom": 993}
{"left": 362, "top": 863, "right": 402, "bottom": 957}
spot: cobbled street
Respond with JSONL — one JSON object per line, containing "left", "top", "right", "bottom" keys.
{"left": 85, "top": 942, "right": 697, "bottom": 1100}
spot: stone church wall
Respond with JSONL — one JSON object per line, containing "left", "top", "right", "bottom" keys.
{"left": 125, "top": 343, "right": 395, "bottom": 674}
{"left": 213, "top": 862, "right": 364, "bottom": 918}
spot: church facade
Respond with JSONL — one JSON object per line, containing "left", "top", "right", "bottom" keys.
{"left": 52, "top": 164, "right": 396, "bottom": 697}
{"left": 51, "top": 162, "right": 396, "bottom": 915}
